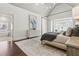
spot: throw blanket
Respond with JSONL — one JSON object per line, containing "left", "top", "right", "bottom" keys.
{"left": 41, "top": 32, "right": 57, "bottom": 41}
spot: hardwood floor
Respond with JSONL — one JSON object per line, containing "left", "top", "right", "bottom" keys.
{"left": 0, "top": 41, "right": 26, "bottom": 56}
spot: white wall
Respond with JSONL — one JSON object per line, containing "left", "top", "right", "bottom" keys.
{"left": 0, "top": 3, "right": 41, "bottom": 40}
{"left": 72, "top": 5, "right": 79, "bottom": 18}
{"left": 41, "top": 17, "right": 47, "bottom": 34}
{"left": 72, "top": 5, "right": 79, "bottom": 25}
{"left": 47, "top": 18, "right": 51, "bottom": 32}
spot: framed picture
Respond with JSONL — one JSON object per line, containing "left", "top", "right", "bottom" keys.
{"left": 0, "top": 23, "right": 8, "bottom": 32}
{"left": 29, "top": 15, "right": 37, "bottom": 30}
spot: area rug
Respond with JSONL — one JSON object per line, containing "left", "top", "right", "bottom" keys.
{"left": 15, "top": 37, "right": 66, "bottom": 56}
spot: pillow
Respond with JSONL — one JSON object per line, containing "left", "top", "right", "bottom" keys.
{"left": 62, "top": 31, "right": 66, "bottom": 35}
{"left": 66, "top": 27, "right": 73, "bottom": 37}
{"left": 72, "top": 26, "right": 79, "bottom": 36}
{"left": 54, "top": 34, "right": 70, "bottom": 44}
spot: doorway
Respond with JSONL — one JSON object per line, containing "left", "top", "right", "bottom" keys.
{"left": 0, "top": 13, "right": 13, "bottom": 41}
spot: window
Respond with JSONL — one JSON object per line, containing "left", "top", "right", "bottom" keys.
{"left": 51, "top": 17, "right": 74, "bottom": 33}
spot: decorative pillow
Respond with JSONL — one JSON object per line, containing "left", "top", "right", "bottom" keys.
{"left": 54, "top": 34, "right": 70, "bottom": 44}
{"left": 63, "top": 31, "right": 66, "bottom": 35}
{"left": 66, "top": 27, "right": 73, "bottom": 37}
{"left": 72, "top": 26, "right": 79, "bottom": 36}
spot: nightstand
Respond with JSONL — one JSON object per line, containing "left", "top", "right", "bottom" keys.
{"left": 66, "top": 36, "right": 79, "bottom": 56}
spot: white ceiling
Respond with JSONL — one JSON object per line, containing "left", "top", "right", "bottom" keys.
{"left": 50, "top": 4, "right": 72, "bottom": 15}
{"left": 10, "top": 3, "right": 79, "bottom": 16}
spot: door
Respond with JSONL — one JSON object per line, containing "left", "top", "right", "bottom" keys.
{"left": 0, "top": 13, "right": 13, "bottom": 41}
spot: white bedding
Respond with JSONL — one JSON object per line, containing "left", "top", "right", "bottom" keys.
{"left": 54, "top": 34, "right": 70, "bottom": 44}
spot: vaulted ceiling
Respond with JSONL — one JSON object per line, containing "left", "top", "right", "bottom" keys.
{"left": 10, "top": 3, "right": 79, "bottom": 17}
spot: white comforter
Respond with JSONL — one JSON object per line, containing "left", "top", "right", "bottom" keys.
{"left": 54, "top": 34, "right": 70, "bottom": 44}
